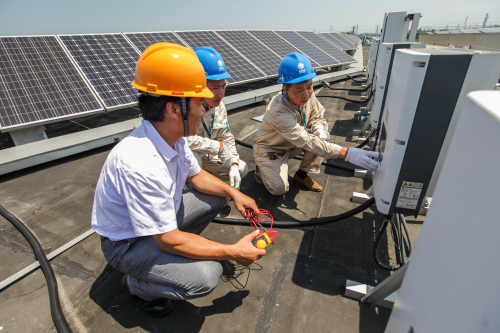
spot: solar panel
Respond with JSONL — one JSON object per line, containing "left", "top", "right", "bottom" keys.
{"left": 331, "top": 33, "right": 356, "bottom": 48}
{"left": 342, "top": 34, "right": 360, "bottom": 45}
{"left": 123, "top": 31, "right": 186, "bottom": 53}
{"left": 296, "top": 31, "right": 356, "bottom": 64}
{"left": 247, "top": 30, "right": 320, "bottom": 68}
{"left": 319, "top": 33, "right": 352, "bottom": 50}
{"left": 175, "top": 31, "right": 265, "bottom": 84}
{"left": 0, "top": 36, "right": 103, "bottom": 129}
{"left": 274, "top": 31, "right": 340, "bottom": 67}
{"left": 58, "top": 34, "right": 140, "bottom": 109}
{"left": 215, "top": 30, "right": 281, "bottom": 77}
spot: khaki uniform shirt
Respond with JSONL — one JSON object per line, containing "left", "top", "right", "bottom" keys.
{"left": 186, "top": 101, "right": 239, "bottom": 165}
{"left": 253, "top": 92, "right": 342, "bottom": 159}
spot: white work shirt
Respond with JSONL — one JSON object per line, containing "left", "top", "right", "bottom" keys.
{"left": 91, "top": 120, "right": 201, "bottom": 240}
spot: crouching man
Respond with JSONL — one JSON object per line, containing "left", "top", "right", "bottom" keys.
{"left": 254, "top": 52, "right": 378, "bottom": 195}
{"left": 186, "top": 47, "right": 248, "bottom": 190}
{"left": 91, "top": 43, "right": 265, "bottom": 317}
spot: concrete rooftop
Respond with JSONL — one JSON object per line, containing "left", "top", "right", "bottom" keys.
{"left": 0, "top": 46, "right": 424, "bottom": 333}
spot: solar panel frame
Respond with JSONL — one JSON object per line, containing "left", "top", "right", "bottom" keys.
{"left": 274, "top": 30, "right": 340, "bottom": 67}
{"left": 123, "top": 31, "right": 188, "bottom": 54}
{"left": 58, "top": 33, "right": 140, "bottom": 111}
{"left": 318, "top": 33, "right": 353, "bottom": 51}
{"left": 331, "top": 33, "right": 356, "bottom": 48}
{"left": 174, "top": 30, "right": 266, "bottom": 85}
{"left": 246, "top": 30, "right": 321, "bottom": 69}
{"left": 295, "top": 31, "right": 356, "bottom": 65}
{"left": 0, "top": 34, "right": 104, "bottom": 131}
{"left": 214, "top": 30, "right": 282, "bottom": 78}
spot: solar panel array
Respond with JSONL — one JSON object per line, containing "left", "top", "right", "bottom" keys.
{"left": 175, "top": 30, "right": 265, "bottom": 84}
{"left": 296, "top": 31, "right": 356, "bottom": 64}
{"left": 331, "top": 33, "right": 356, "bottom": 48}
{"left": 0, "top": 36, "right": 103, "bottom": 129}
{"left": 319, "top": 33, "right": 352, "bottom": 50}
{"left": 246, "top": 30, "right": 320, "bottom": 68}
{"left": 123, "top": 32, "right": 186, "bottom": 53}
{"left": 274, "top": 31, "right": 340, "bottom": 67}
{"left": 215, "top": 30, "right": 282, "bottom": 77}
{"left": 1, "top": 29, "right": 360, "bottom": 129}
{"left": 58, "top": 34, "right": 140, "bottom": 109}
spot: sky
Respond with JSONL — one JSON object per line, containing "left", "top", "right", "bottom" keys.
{"left": 0, "top": 0, "right": 499, "bottom": 36}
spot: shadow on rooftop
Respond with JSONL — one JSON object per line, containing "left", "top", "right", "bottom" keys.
{"left": 89, "top": 264, "right": 249, "bottom": 332}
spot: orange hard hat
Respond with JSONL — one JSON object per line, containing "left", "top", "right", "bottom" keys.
{"left": 131, "top": 43, "right": 214, "bottom": 98}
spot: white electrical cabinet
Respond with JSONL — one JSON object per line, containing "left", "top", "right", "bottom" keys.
{"left": 369, "top": 42, "right": 426, "bottom": 129}
{"left": 373, "top": 48, "right": 500, "bottom": 215}
{"left": 380, "top": 12, "right": 410, "bottom": 43}
{"left": 366, "top": 38, "right": 380, "bottom": 87}
{"left": 385, "top": 91, "right": 500, "bottom": 333}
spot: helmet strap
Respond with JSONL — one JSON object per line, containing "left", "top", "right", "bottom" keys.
{"left": 282, "top": 88, "right": 291, "bottom": 101}
{"left": 181, "top": 97, "right": 188, "bottom": 137}
{"left": 202, "top": 98, "right": 211, "bottom": 110}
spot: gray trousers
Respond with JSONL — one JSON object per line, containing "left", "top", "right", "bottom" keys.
{"left": 101, "top": 188, "right": 230, "bottom": 301}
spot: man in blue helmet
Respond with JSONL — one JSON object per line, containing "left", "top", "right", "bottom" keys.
{"left": 186, "top": 47, "right": 248, "bottom": 190}
{"left": 254, "top": 52, "right": 378, "bottom": 195}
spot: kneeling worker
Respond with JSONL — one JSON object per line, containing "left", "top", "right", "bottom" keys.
{"left": 186, "top": 47, "right": 248, "bottom": 190}
{"left": 254, "top": 52, "right": 378, "bottom": 195}
{"left": 92, "top": 43, "right": 265, "bottom": 317}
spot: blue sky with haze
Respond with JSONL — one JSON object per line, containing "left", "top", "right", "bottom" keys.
{"left": 0, "top": 0, "right": 498, "bottom": 36}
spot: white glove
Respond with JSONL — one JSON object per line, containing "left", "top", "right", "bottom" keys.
{"left": 229, "top": 165, "right": 241, "bottom": 190}
{"left": 218, "top": 142, "right": 233, "bottom": 169}
{"left": 314, "top": 128, "right": 328, "bottom": 139}
{"left": 345, "top": 148, "right": 379, "bottom": 170}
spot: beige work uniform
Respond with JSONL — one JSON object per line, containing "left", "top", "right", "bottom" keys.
{"left": 253, "top": 93, "right": 343, "bottom": 195}
{"left": 186, "top": 101, "right": 246, "bottom": 181}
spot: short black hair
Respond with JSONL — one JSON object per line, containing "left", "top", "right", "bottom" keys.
{"left": 137, "top": 93, "right": 191, "bottom": 122}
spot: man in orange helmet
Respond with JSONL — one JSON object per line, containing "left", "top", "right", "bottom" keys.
{"left": 91, "top": 43, "right": 265, "bottom": 317}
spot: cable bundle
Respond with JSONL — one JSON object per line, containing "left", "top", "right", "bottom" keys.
{"left": 246, "top": 208, "right": 274, "bottom": 231}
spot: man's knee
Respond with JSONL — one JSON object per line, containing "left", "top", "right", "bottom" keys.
{"left": 263, "top": 177, "right": 288, "bottom": 195}
{"left": 186, "top": 261, "right": 222, "bottom": 298}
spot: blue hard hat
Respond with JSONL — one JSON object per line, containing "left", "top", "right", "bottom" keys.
{"left": 194, "top": 47, "right": 231, "bottom": 80}
{"left": 277, "top": 52, "right": 316, "bottom": 84}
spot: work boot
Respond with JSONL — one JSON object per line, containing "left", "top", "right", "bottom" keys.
{"left": 121, "top": 274, "right": 173, "bottom": 318}
{"left": 293, "top": 173, "right": 323, "bottom": 192}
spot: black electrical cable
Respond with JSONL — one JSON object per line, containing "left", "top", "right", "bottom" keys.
{"left": 348, "top": 75, "right": 367, "bottom": 83}
{"left": 0, "top": 204, "right": 72, "bottom": 333}
{"left": 234, "top": 139, "right": 355, "bottom": 173}
{"left": 321, "top": 82, "right": 371, "bottom": 92}
{"left": 396, "top": 213, "right": 405, "bottom": 264}
{"left": 315, "top": 91, "right": 374, "bottom": 104}
{"left": 373, "top": 216, "right": 401, "bottom": 271}
{"left": 400, "top": 214, "right": 414, "bottom": 259}
{"left": 213, "top": 197, "right": 375, "bottom": 227}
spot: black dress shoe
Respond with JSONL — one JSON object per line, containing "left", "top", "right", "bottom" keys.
{"left": 121, "top": 274, "right": 174, "bottom": 318}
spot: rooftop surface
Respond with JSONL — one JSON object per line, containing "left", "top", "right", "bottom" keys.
{"left": 0, "top": 45, "right": 424, "bottom": 333}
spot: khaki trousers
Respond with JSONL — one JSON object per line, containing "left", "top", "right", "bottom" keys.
{"left": 192, "top": 152, "right": 248, "bottom": 181}
{"left": 254, "top": 148, "right": 323, "bottom": 195}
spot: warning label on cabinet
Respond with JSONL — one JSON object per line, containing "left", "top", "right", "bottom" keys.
{"left": 396, "top": 181, "right": 423, "bottom": 209}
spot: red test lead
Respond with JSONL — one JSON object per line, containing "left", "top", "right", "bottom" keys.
{"left": 245, "top": 209, "right": 278, "bottom": 249}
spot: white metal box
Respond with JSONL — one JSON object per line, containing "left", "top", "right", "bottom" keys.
{"left": 369, "top": 42, "right": 426, "bottom": 129}
{"left": 385, "top": 91, "right": 500, "bottom": 333}
{"left": 373, "top": 49, "right": 500, "bottom": 215}
{"left": 366, "top": 38, "right": 380, "bottom": 87}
